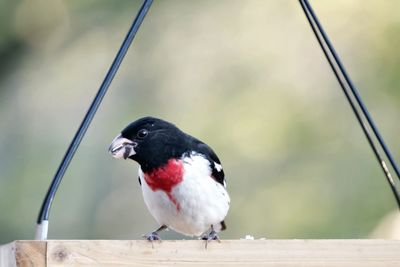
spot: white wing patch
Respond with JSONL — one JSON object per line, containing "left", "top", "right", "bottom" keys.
{"left": 214, "top": 162, "right": 223, "bottom": 172}
{"left": 213, "top": 161, "right": 226, "bottom": 187}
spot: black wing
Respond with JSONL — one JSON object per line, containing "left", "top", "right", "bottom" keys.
{"left": 191, "top": 138, "right": 226, "bottom": 187}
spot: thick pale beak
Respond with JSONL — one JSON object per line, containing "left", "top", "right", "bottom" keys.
{"left": 108, "top": 134, "right": 137, "bottom": 159}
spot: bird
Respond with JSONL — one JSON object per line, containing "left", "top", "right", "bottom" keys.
{"left": 108, "top": 116, "right": 230, "bottom": 244}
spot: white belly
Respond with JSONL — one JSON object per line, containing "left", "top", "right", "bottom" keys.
{"left": 139, "top": 155, "right": 230, "bottom": 236}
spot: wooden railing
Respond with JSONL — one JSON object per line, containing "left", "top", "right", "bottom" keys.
{"left": 1, "top": 240, "right": 400, "bottom": 266}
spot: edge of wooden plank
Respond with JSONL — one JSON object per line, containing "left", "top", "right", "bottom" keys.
{"left": 0, "top": 241, "right": 16, "bottom": 267}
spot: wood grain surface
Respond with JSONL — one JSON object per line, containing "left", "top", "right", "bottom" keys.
{"left": 1, "top": 239, "right": 399, "bottom": 266}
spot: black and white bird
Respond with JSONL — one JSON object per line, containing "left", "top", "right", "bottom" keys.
{"left": 108, "top": 117, "right": 230, "bottom": 242}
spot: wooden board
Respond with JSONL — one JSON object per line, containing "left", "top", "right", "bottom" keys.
{"left": 1, "top": 240, "right": 400, "bottom": 266}
{"left": 0, "top": 241, "right": 46, "bottom": 267}
{"left": 0, "top": 242, "right": 16, "bottom": 267}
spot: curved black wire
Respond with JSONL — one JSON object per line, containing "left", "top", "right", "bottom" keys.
{"left": 37, "top": 0, "right": 154, "bottom": 225}
{"left": 299, "top": 0, "right": 400, "bottom": 208}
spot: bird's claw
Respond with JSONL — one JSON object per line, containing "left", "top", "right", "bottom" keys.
{"left": 143, "top": 232, "right": 162, "bottom": 248}
{"left": 143, "top": 231, "right": 161, "bottom": 241}
{"left": 201, "top": 230, "right": 220, "bottom": 249}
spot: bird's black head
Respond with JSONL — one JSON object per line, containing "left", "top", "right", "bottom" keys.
{"left": 109, "top": 117, "right": 188, "bottom": 172}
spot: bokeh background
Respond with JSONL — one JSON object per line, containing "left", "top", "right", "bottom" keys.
{"left": 1, "top": 0, "right": 399, "bottom": 243}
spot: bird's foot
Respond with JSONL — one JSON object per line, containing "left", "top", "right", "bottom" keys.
{"left": 201, "top": 230, "right": 220, "bottom": 249}
{"left": 142, "top": 225, "right": 167, "bottom": 248}
{"left": 143, "top": 231, "right": 161, "bottom": 241}
{"left": 143, "top": 232, "right": 161, "bottom": 248}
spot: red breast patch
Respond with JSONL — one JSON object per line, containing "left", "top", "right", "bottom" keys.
{"left": 144, "top": 159, "right": 184, "bottom": 211}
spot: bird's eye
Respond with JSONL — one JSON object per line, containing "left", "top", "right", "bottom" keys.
{"left": 137, "top": 129, "right": 148, "bottom": 139}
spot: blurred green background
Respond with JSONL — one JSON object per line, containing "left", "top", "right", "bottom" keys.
{"left": 0, "top": 0, "right": 399, "bottom": 243}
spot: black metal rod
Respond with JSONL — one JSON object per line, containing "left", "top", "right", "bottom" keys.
{"left": 299, "top": 0, "right": 400, "bottom": 208}
{"left": 36, "top": 0, "right": 154, "bottom": 226}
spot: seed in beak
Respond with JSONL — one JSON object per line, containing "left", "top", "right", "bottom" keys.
{"left": 123, "top": 146, "right": 132, "bottom": 159}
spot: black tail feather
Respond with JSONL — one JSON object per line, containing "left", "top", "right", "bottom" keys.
{"left": 220, "top": 221, "right": 227, "bottom": 231}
